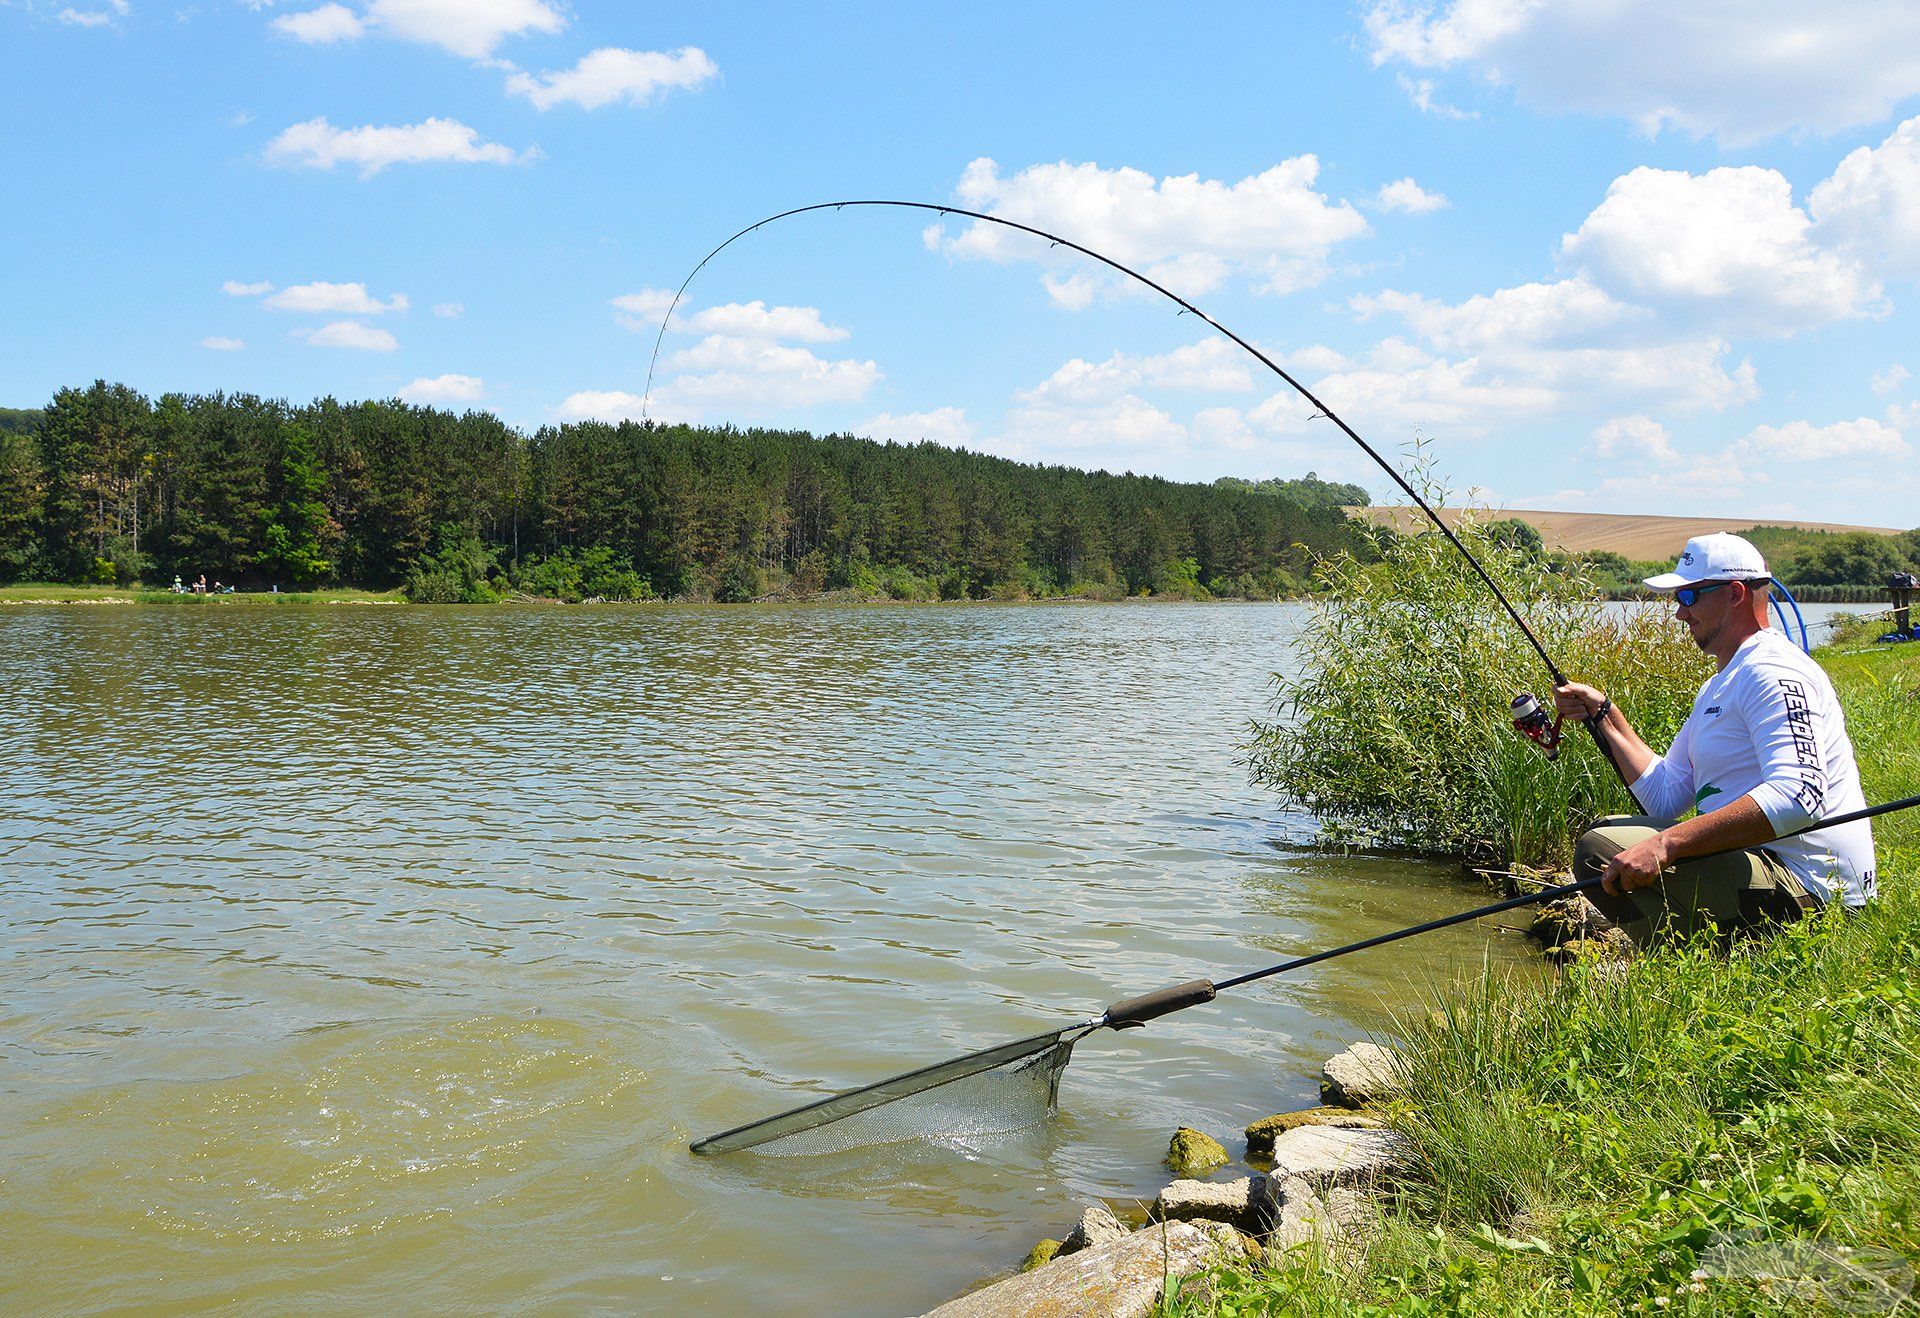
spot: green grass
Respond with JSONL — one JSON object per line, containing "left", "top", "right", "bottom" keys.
{"left": 1179, "top": 643, "right": 1920, "bottom": 1316}
{"left": 0, "top": 582, "right": 404, "bottom": 604}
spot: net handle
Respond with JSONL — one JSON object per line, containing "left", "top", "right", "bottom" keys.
{"left": 1102, "top": 979, "right": 1216, "bottom": 1028}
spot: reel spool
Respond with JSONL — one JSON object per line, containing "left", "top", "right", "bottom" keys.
{"left": 1511, "top": 692, "right": 1563, "bottom": 760}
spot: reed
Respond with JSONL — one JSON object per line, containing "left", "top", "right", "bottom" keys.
{"left": 1250, "top": 473, "right": 1707, "bottom": 866}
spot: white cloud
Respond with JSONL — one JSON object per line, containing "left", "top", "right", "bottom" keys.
{"left": 1351, "top": 278, "right": 1641, "bottom": 352}
{"left": 1559, "top": 165, "right": 1882, "bottom": 334}
{"left": 648, "top": 335, "right": 881, "bottom": 419}
{"left": 1039, "top": 272, "right": 1098, "bottom": 311}
{"left": 58, "top": 1, "right": 127, "bottom": 26}
{"left": 1734, "top": 417, "right": 1908, "bottom": 462}
{"left": 300, "top": 320, "right": 399, "bottom": 351}
{"left": 1016, "top": 339, "right": 1254, "bottom": 406}
{"left": 1347, "top": 282, "right": 1757, "bottom": 417}
{"left": 1277, "top": 344, "right": 1355, "bottom": 376}
{"left": 398, "top": 373, "right": 485, "bottom": 404}
{"left": 266, "top": 116, "right": 533, "bottom": 177}
{"left": 927, "top": 156, "right": 1369, "bottom": 303}
{"left": 1192, "top": 406, "right": 1263, "bottom": 452}
{"left": 1397, "top": 73, "right": 1476, "bottom": 119}
{"left": 265, "top": 280, "right": 408, "bottom": 314}
{"left": 1284, "top": 349, "right": 1562, "bottom": 433}
{"left": 199, "top": 335, "right": 246, "bottom": 351}
{"left": 1364, "top": 1, "right": 1920, "bottom": 145}
{"left": 682, "top": 301, "right": 847, "bottom": 343}
{"left": 610, "top": 288, "right": 677, "bottom": 330}
{"left": 1525, "top": 460, "right": 1763, "bottom": 517}
{"left": 432, "top": 301, "right": 464, "bottom": 318}
{"left": 1374, "top": 177, "right": 1449, "bottom": 213}
{"left": 506, "top": 46, "right": 718, "bottom": 110}
{"left": 1809, "top": 115, "right": 1920, "bottom": 280}
{"left": 555, "top": 390, "right": 649, "bottom": 424}
{"left": 364, "top": 0, "right": 562, "bottom": 59}
{"left": 1872, "top": 364, "right": 1910, "bottom": 395}
{"left": 221, "top": 279, "right": 273, "bottom": 297}
{"left": 271, "top": 3, "right": 364, "bottom": 42}
{"left": 1589, "top": 415, "right": 1679, "bottom": 465}
{"left": 615, "top": 291, "right": 849, "bottom": 343}
{"left": 998, "top": 394, "right": 1190, "bottom": 454}
{"left": 860, "top": 407, "right": 975, "bottom": 448}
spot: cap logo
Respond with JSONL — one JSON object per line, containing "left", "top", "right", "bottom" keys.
{"left": 1681, "top": 551, "right": 1694, "bottom": 564}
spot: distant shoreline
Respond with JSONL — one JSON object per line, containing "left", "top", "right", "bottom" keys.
{"left": 1354, "top": 505, "right": 1905, "bottom": 558}
{"left": 0, "top": 584, "right": 1308, "bottom": 608}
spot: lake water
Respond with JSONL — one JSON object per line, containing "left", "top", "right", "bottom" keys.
{"left": 0, "top": 599, "right": 1637, "bottom": 1313}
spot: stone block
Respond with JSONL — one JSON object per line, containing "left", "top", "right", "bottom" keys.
{"left": 1319, "top": 1041, "right": 1403, "bottom": 1107}
{"left": 921, "top": 1220, "right": 1249, "bottom": 1318}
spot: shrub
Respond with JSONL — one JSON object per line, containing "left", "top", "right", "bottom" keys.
{"left": 1249, "top": 475, "right": 1708, "bottom": 865}
{"left": 403, "top": 525, "right": 499, "bottom": 604}
{"left": 714, "top": 555, "right": 760, "bottom": 603}
{"left": 517, "top": 552, "right": 584, "bottom": 602}
{"left": 1153, "top": 555, "right": 1211, "bottom": 599}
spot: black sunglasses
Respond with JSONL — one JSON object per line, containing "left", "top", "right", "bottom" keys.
{"left": 1674, "top": 579, "right": 1767, "bottom": 607}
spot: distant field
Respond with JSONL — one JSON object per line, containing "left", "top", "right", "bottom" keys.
{"left": 1353, "top": 507, "right": 1904, "bottom": 560}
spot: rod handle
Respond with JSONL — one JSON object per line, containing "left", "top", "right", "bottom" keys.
{"left": 1103, "top": 979, "right": 1217, "bottom": 1030}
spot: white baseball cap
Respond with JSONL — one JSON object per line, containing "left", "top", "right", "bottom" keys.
{"left": 1643, "top": 533, "right": 1771, "bottom": 591}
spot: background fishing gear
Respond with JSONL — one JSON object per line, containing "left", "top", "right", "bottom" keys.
{"left": 691, "top": 793, "right": 1920, "bottom": 1156}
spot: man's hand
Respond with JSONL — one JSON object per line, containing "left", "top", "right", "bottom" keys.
{"left": 1602, "top": 832, "right": 1672, "bottom": 896}
{"left": 1553, "top": 681, "right": 1607, "bottom": 721}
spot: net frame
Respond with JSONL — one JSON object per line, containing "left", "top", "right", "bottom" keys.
{"left": 691, "top": 1018, "right": 1101, "bottom": 1155}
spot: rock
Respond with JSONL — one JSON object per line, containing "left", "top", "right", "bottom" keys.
{"left": 1320, "top": 1041, "right": 1404, "bottom": 1107}
{"left": 1244, "top": 1106, "right": 1384, "bottom": 1157}
{"left": 1528, "top": 893, "right": 1618, "bottom": 947}
{"left": 921, "top": 1220, "right": 1249, "bottom": 1318}
{"left": 1058, "top": 1205, "right": 1128, "bottom": 1256}
{"left": 1545, "top": 928, "right": 1633, "bottom": 966}
{"left": 1020, "top": 1239, "right": 1062, "bottom": 1272}
{"left": 1150, "top": 1175, "right": 1280, "bottom": 1234}
{"left": 1266, "top": 1174, "right": 1374, "bottom": 1256}
{"left": 1165, "top": 1126, "right": 1229, "bottom": 1175}
{"left": 1266, "top": 1123, "right": 1412, "bottom": 1189}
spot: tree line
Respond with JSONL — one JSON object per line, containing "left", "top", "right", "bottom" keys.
{"left": 0, "top": 382, "right": 1375, "bottom": 601}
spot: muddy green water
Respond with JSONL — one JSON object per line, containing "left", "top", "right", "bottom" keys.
{"left": 0, "top": 603, "right": 1536, "bottom": 1315}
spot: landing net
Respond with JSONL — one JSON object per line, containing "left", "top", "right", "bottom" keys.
{"left": 692, "top": 1023, "right": 1094, "bottom": 1156}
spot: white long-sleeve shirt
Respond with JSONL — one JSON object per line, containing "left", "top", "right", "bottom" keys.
{"left": 1629, "top": 629, "right": 1876, "bottom": 907}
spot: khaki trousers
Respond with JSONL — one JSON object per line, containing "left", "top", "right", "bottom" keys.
{"left": 1575, "top": 815, "right": 1816, "bottom": 948}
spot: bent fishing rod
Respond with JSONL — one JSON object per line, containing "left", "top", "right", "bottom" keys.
{"left": 643, "top": 199, "right": 1625, "bottom": 777}
{"left": 694, "top": 791, "right": 1918, "bottom": 1153}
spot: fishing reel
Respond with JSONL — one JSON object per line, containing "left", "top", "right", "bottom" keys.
{"left": 1510, "top": 692, "right": 1563, "bottom": 761}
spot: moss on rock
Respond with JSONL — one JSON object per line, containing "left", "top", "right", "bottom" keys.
{"left": 1018, "top": 1238, "right": 1062, "bottom": 1272}
{"left": 1166, "top": 1125, "right": 1230, "bottom": 1174}
{"left": 1244, "top": 1106, "right": 1384, "bottom": 1157}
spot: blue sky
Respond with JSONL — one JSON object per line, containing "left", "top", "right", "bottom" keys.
{"left": 3, "top": 1, "right": 1917, "bottom": 526}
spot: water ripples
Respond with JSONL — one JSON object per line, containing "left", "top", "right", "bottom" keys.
{"left": 0, "top": 602, "right": 1535, "bottom": 1314}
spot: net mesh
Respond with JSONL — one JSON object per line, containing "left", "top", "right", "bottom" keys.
{"left": 693, "top": 1026, "right": 1088, "bottom": 1156}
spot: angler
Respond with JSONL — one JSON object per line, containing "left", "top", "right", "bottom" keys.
{"left": 1552, "top": 533, "right": 1877, "bottom": 947}
{"left": 665, "top": 203, "right": 1915, "bottom": 1157}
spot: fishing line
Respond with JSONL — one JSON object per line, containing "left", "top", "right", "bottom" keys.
{"left": 645, "top": 201, "right": 1573, "bottom": 683}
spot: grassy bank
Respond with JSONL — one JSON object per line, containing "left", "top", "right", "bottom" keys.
{"left": 1182, "top": 639, "right": 1920, "bottom": 1315}
{"left": 0, "top": 583, "right": 405, "bottom": 604}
